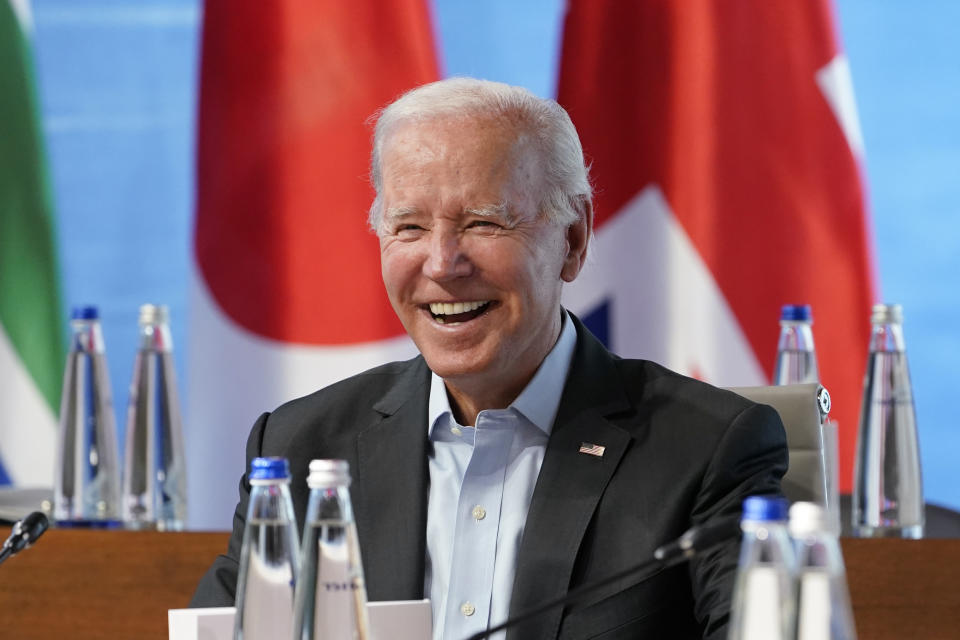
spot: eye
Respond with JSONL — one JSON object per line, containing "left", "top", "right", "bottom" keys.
{"left": 467, "top": 219, "right": 501, "bottom": 230}
{"left": 393, "top": 223, "right": 426, "bottom": 238}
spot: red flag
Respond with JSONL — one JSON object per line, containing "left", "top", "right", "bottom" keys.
{"left": 195, "top": 0, "right": 437, "bottom": 344}
{"left": 188, "top": 0, "right": 437, "bottom": 528}
{"left": 557, "top": 0, "right": 876, "bottom": 491}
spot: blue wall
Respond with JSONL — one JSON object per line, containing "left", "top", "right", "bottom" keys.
{"left": 30, "top": 0, "right": 960, "bottom": 509}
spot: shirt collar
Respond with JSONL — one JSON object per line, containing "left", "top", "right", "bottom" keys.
{"left": 428, "top": 308, "right": 577, "bottom": 437}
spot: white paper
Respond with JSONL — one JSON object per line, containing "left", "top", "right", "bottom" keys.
{"left": 169, "top": 599, "right": 431, "bottom": 640}
{"left": 167, "top": 607, "right": 234, "bottom": 640}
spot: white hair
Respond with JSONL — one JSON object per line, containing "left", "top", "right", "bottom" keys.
{"left": 368, "top": 77, "right": 592, "bottom": 234}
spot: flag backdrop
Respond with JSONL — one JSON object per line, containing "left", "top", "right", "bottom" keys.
{"left": 557, "top": 0, "right": 876, "bottom": 492}
{"left": 0, "top": 0, "right": 64, "bottom": 488}
{"left": 188, "top": 0, "right": 438, "bottom": 527}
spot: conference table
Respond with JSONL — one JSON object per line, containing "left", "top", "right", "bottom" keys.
{"left": 0, "top": 528, "right": 957, "bottom": 639}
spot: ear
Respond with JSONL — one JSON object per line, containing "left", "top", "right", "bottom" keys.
{"left": 560, "top": 196, "right": 593, "bottom": 283}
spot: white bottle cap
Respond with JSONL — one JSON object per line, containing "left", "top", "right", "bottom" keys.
{"left": 307, "top": 459, "right": 351, "bottom": 488}
{"left": 139, "top": 303, "right": 170, "bottom": 325}
{"left": 871, "top": 303, "right": 903, "bottom": 325}
{"left": 789, "top": 501, "right": 828, "bottom": 537}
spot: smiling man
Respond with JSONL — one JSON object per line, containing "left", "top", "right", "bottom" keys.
{"left": 192, "top": 78, "right": 788, "bottom": 640}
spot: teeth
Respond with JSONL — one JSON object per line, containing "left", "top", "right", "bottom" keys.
{"left": 429, "top": 301, "right": 489, "bottom": 316}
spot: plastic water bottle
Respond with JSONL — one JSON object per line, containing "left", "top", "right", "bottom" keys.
{"left": 853, "top": 303, "right": 924, "bottom": 538}
{"left": 234, "top": 457, "right": 300, "bottom": 640}
{"left": 293, "top": 459, "right": 370, "bottom": 640}
{"left": 728, "top": 496, "right": 796, "bottom": 640}
{"left": 53, "top": 305, "right": 121, "bottom": 525}
{"left": 122, "top": 304, "right": 187, "bottom": 530}
{"left": 790, "top": 502, "right": 857, "bottom": 640}
{"left": 773, "top": 304, "right": 819, "bottom": 385}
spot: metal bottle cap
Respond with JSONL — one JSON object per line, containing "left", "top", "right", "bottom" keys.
{"left": 307, "top": 459, "right": 351, "bottom": 488}
{"left": 138, "top": 304, "right": 170, "bottom": 325}
{"left": 742, "top": 495, "right": 789, "bottom": 522}
{"left": 71, "top": 305, "right": 99, "bottom": 320}
{"left": 788, "top": 501, "right": 827, "bottom": 537}
{"left": 250, "top": 457, "right": 291, "bottom": 481}
{"left": 871, "top": 303, "right": 903, "bottom": 325}
{"left": 780, "top": 304, "right": 813, "bottom": 322}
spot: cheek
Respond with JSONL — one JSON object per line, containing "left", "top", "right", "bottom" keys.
{"left": 380, "top": 246, "right": 420, "bottom": 298}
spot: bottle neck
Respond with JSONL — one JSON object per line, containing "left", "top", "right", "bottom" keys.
{"left": 250, "top": 478, "right": 292, "bottom": 487}
{"left": 777, "top": 321, "right": 816, "bottom": 352}
{"left": 742, "top": 518, "right": 789, "bottom": 533}
{"left": 793, "top": 530, "right": 845, "bottom": 571}
{"left": 248, "top": 481, "right": 295, "bottom": 521}
{"left": 869, "top": 321, "right": 906, "bottom": 353}
{"left": 139, "top": 322, "right": 173, "bottom": 352}
{"left": 69, "top": 319, "right": 106, "bottom": 353}
{"left": 306, "top": 484, "right": 354, "bottom": 522}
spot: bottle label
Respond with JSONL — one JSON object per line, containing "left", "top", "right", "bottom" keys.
{"left": 741, "top": 566, "right": 785, "bottom": 640}
{"left": 314, "top": 531, "right": 366, "bottom": 637}
{"left": 797, "top": 570, "right": 831, "bottom": 640}
{"left": 242, "top": 551, "right": 294, "bottom": 639}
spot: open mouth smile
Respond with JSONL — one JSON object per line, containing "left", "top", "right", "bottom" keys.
{"left": 427, "top": 300, "right": 492, "bottom": 325}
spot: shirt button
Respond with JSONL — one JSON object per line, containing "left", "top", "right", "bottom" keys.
{"left": 451, "top": 426, "right": 463, "bottom": 436}
{"left": 472, "top": 505, "right": 486, "bottom": 521}
{"left": 461, "top": 602, "right": 476, "bottom": 617}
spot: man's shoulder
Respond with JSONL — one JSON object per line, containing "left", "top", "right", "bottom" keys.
{"left": 566, "top": 313, "right": 761, "bottom": 425}
{"left": 610, "top": 356, "right": 761, "bottom": 422}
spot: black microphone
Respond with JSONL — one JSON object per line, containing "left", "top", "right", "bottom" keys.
{"left": 653, "top": 514, "right": 740, "bottom": 563}
{"left": 463, "top": 515, "right": 741, "bottom": 640}
{"left": 0, "top": 511, "right": 50, "bottom": 567}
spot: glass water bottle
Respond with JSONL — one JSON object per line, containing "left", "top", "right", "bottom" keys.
{"left": 293, "top": 459, "right": 370, "bottom": 640}
{"left": 234, "top": 457, "right": 300, "bottom": 640}
{"left": 54, "top": 305, "right": 121, "bottom": 525}
{"left": 790, "top": 502, "right": 857, "bottom": 640}
{"left": 853, "top": 303, "right": 924, "bottom": 538}
{"left": 122, "top": 304, "right": 187, "bottom": 530}
{"left": 773, "top": 304, "right": 819, "bottom": 385}
{"left": 728, "top": 496, "right": 796, "bottom": 640}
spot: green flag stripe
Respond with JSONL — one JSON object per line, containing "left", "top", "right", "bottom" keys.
{"left": 0, "top": 0, "right": 65, "bottom": 414}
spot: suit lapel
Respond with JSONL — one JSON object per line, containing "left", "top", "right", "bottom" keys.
{"left": 508, "top": 317, "right": 634, "bottom": 640}
{"left": 354, "top": 358, "right": 431, "bottom": 602}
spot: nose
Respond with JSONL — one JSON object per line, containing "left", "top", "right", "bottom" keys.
{"left": 423, "top": 227, "right": 472, "bottom": 281}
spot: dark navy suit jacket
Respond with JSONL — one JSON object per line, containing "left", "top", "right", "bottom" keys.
{"left": 191, "top": 314, "right": 787, "bottom": 640}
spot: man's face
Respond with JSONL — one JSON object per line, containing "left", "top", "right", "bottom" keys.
{"left": 378, "top": 115, "right": 585, "bottom": 401}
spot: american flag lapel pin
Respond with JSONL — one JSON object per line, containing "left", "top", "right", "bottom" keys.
{"left": 579, "top": 442, "right": 605, "bottom": 457}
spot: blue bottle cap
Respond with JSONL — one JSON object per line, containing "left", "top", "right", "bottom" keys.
{"left": 780, "top": 304, "right": 812, "bottom": 322}
{"left": 742, "top": 495, "right": 789, "bottom": 522}
{"left": 71, "top": 305, "right": 99, "bottom": 320}
{"left": 250, "top": 457, "right": 290, "bottom": 480}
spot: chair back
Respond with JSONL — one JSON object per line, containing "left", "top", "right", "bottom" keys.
{"left": 726, "top": 383, "right": 829, "bottom": 505}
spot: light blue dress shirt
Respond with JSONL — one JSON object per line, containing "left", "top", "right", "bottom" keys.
{"left": 425, "top": 311, "right": 577, "bottom": 640}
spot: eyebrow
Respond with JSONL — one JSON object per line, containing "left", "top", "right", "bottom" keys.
{"left": 465, "top": 203, "right": 517, "bottom": 226}
{"left": 383, "top": 206, "right": 419, "bottom": 222}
